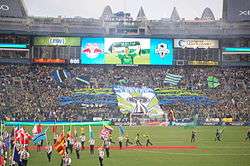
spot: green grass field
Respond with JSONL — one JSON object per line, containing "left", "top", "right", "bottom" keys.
{"left": 9, "top": 126, "right": 250, "bottom": 166}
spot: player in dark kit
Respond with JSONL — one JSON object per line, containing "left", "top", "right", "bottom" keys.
{"left": 215, "top": 128, "right": 224, "bottom": 142}
{"left": 245, "top": 130, "right": 250, "bottom": 141}
{"left": 135, "top": 133, "right": 142, "bottom": 146}
{"left": 47, "top": 142, "right": 52, "bottom": 162}
{"left": 191, "top": 130, "right": 197, "bottom": 142}
{"left": 125, "top": 135, "right": 133, "bottom": 147}
{"left": 145, "top": 135, "right": 153, "bottom": 146}
{"left": 118, "top": 136, "right": 123, "bottom": 149}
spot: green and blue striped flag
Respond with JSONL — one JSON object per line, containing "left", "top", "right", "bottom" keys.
{"left": 88, "top": 125, "right": 94, "bottom": 139}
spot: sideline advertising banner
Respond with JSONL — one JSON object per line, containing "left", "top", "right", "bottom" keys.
{"left": 34, "top": 37, "right": 80, "bottom": 46}
{"left": 174, "top": 39, "right": 219, "bottom": 48}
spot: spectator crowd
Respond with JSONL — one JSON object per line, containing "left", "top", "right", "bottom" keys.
{"left": 0, "top": 64, "right": 249, "bottom": 123}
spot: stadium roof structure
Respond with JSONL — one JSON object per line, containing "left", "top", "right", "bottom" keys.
{"left": 170, "top": 7, "right": 181, "bottom": 21}
{"left": 100, "top": 5, "right": 113, "bottom": 20}
{"left": 136, "top": 6, "right": 147, "bottom": 21}
{"left": 201, "top": 7, "right": 215, "bottom": 21}
{"left": 0, "top": 0, "right": 27, "bottom": 18}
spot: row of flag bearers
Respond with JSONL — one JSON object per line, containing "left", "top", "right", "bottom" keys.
{"left": 0, "top": 124, "right": 157, "bottom": 166}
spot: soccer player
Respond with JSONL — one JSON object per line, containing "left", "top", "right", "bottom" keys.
{"left": 125, "top": 135, "right": 133, "bottom": 147}
{"left": 245, "top": 129, "right": 250, "bottom": 141}
{"left": 145, "top": 135, "right": 153, "bottom": 146}
{"left": 215, "top": 128, "right": 224, "bottom": 142}
{"left": 191, "top": 130, "right": 197, "bottom": 143}
{"left": 118, "top": 136, "right": 123, "bottom": 149}
{"left": 109, "top": 134, "right": 115, "bottom": 144}
{"left": 47, "top": 142, "right": 52, "bottom": 162}
{"left": 74, "top": 140, "right": 81, "bottom": 159}
{"left": 79, "top": 133, "right": 86, "bottom": 150}
{"left": 135, "top": 133, "right": 142, "bottom": 146}
{"left": 98, "top": 148, "right": 105, "bottom": 166}
{"left": 118, "top": 47, "right": 137, "bottom": 65}
{"left": 89, "top": 138, "right": 95, "bottom": 155}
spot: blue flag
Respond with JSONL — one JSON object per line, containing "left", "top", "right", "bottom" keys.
{"left": 32, "top": 132, "right": 47, "bottom": 144}
{"left": 88, "top": 125, "right": 94, "bottom": 139}
{"left": 32, "top": 127, "right": 48, "bottom": 144}
{"left": 118, "top": 125, "right": 125, "bottom": 136}
{"left": 13, "top": 146, "right": 22, "bottom": 165}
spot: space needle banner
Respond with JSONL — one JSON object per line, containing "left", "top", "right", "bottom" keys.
{"left": 113, "top": 86, "right": 164, "bottom": 117}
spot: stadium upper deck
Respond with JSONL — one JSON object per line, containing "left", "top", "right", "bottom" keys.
{"left": 0, "top": 0, "right": 250, "bottom": 38}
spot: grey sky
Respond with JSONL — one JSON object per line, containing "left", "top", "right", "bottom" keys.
{"left": 23, "top": 0, "right": 223, "bottom": 20}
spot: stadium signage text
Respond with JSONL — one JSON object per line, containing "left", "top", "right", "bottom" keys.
{"left": 49, "top": 38, "right": 65, "bottom": 45}
{"left": 32, "top": 58, "right": 66, "bottom": 64}
{"left": 174, "top": 39, "right": 219, "bottom": 48}
{"left": 70, "top": 59, "right": 80, "bottom": 64}
{"left": 188, "top": 61, "right": 219, "bottom": 66}
{"left": 0, "top": 5, "right": 9, "bottom": 11}
{"left": 239, "top": 10, "right": 250, "bottom": 16}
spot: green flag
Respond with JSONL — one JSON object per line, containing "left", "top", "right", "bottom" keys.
{"left": 207, "top": 76, "right": 220, "bottom": 88}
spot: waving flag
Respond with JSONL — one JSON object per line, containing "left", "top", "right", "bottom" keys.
{"left": 32, "top": 124, "right": 42, "bottom": 135}
{"left": 53, "top": 133, "right": 66, "bottom": 156}
{"left": 15, "top": 127, "right": 33, "bottom": 144}
{"left": 118, "top": 125, "right": 125, "bottom": 136}
{"left": 32, "top": 127, "right": 48, "bottom": 144}
{"left": 100, "top": 125, "right": 113, "bottom": 140}
{"left": 207, "top": 76, "right": 220, "bottom": 88}
{"left": 88, "top": 125, "right": 94, "bottom": 140}
{"left": 66, "top": 126, "right": 72, "bottom": 138}
{"left": 164, "top": 73, "right": 183, "bottom": 85}
{"left": 13, "top": 146, "right": 22, "bottom": 165}
{"left": 76, "top": 76, "right": 90, "bottom": 85}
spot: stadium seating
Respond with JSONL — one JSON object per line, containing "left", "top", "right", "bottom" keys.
{"left": 0, "top": 64, "right": 249, "bottom": 122}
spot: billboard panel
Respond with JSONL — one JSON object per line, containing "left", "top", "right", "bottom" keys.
{"left": 104, "top": 38, "right": 150, "bottom": 64}
{"left": 80, "top": 38, "right": 104, "bottom": 64}
{"left": 174, "top": 39, "right": 219, "bottom": 48}
{"left": 80, "top": 37, "right": 173, "bottom": 65}
{"left": 34, "top": 37, "right": 80, "bottom": 46}
{"left": 226, "top": 0, "right": 250, "bottom": 22}
{"left": 150, "top": 39, "right": 173, "bottom": 65}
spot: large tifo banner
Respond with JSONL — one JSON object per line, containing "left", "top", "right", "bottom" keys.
{"left": 113, "top": 86, "right": 164, "bottom": 117}
{"left": 81, "top": 38, "right": 173, "bottom": 65}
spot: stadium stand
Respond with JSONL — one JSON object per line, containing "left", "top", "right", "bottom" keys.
{"left": 0, "top": 65, "right": 249, "bottom": 123}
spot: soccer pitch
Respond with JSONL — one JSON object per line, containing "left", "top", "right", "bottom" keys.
{"left": 13, "top": 126, "right": 250, "bottom": 166}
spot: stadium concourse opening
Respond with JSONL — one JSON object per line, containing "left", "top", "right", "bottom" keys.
{"left": 0, "top": 0, "right": 249, "bottom": 166}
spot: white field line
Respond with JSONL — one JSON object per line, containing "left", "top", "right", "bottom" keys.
{"left": 137, "top": 150, "right": 250, "bottom": 156}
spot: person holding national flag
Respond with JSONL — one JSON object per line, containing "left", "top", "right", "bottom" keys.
{"left": 98, "top": 147, "right": 105, "bottom": 166}
{"left": 79, "top": 133, "right": 86, "bottom": 150}
{"left": 103, "top": 137, "right": 111, "bottom": 158}
{"left": 74, "top": 140, "right": 81, "bottom": 159}
{"left": 47, "top": 141, "right": 52, "bottom": 162}
{"left": 19, "top": 146, "right": 30, "bottom": 166}
{"left": 89, "top": 138, "right": 95, "bottom": 155}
